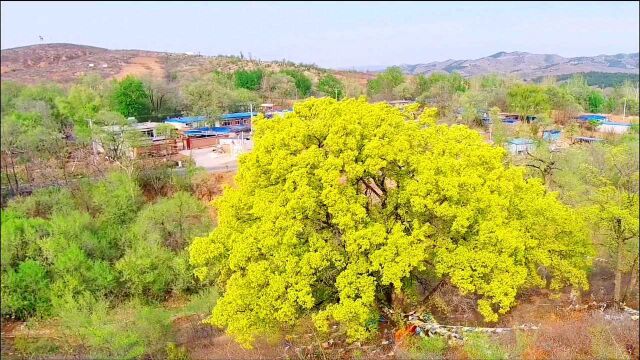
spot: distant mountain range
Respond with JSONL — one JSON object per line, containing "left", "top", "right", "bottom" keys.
{"left": 343, "top": 51, "right": 639, "bottom": 79}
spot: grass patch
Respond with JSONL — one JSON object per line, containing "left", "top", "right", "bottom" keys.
{"left": 406, "top": 335, "right": 448, "bottom": 360}
{"left": 463, "top": 333, "right": 508, "bottom": 360}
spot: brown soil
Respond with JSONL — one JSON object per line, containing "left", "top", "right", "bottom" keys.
{"left": 112, "top": 56, "right": 166, "bottom": 80}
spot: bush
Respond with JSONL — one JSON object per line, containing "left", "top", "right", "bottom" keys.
{"left": 14, "top": 336, "right": 61, "bottom": 357}
{"left": 281, "top": 69, "right": 312, "bottom": 97}
{"left": 6, "top": 187, "right": 76, "bottom": 218}
{"left": 179, "top": 286, "right": 219, "bottom": 316}
{"left": 116, "top": 243, "right": 176, "bottom": 300}
{"left": 91, "top": 171, "right": 144, "bottom": 226}
{"left": 1, "top": 209, "right": 48, "bottom": 269}
{"left": 1, "top": 260, "right": 52, "bottom": 319}
{"left": 463, "top": 333, "right": 508, "bottom": 360}
{"left": 234, "top": 69, "right": 264, "bottom": 91}
{"left": 131, "top": 191, "right": 212, "bottom": 251}
{"left": 405, "top": 336, "right": 448, "bottom": 360}
{"left": 58, "top": 297, "right": 173, "bottom": 359}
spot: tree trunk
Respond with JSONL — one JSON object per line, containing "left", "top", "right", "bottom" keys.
{"left": 2, "top": 155, "right": 16, "bottom": 194}
{"left": 622, "top": 255, "right": 639, "bottom": 303}
{"left": 8, "top": 153, "right": 20, "bottom": 193}
{"left": 614, "top": 239, "right": 624, "bottom": 304}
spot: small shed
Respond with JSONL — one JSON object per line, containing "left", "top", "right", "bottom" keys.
{"left": 507, "top": 138, "right": 535, "bottom": 155}
{"left": 596, "top": 121, "right": 632, "bottom": 134}
{"left": 542, "top": 129, "right": 562, "bottom": 142}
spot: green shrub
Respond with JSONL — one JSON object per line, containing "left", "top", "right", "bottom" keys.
{"left": 1, "top": 260, "right": 51, "bottom": 319}
{"left": 14, "top": 335, "right": 61, "bottom": 356}
{"left": 6, "top": 187, "right": 76, "bottom": 218}
{"left": 179, "top": 287, "right": 219, "bottom": 316}
{"left": 407, "top": 336, "right": 448, "bottom": 360}
{"left": 463, "top": 333, "right": 508, "bottom": 360}
{"left": 116, "top": 243, "right": 176, "bottom": 300}
{"left": 1, "top": 209, "right": 48, "bottom": 269}
{"left": 132, "top": 191, "right": 212, "bottom": 251}
{"left": 91, "top": 171, "right": 144, "bottom": 226}
{"left": 234, "top": 69, "right": 264, "bottom": 91}
{"left": 281, "top": 69, "right": 312, "bottom": 97}
{"left": 58, "top": 297, "right": 173, "bottom": 359}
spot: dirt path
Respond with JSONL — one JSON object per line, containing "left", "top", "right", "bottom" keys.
{"left": 1, "top": 320, "right": 21, "bottom": 358}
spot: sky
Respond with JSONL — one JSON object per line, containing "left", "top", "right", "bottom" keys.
{"left": 1, "top": 1, "right": 639, "bottom": 69}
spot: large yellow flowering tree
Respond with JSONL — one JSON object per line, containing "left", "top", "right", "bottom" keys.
{"left": 190, "top": 97, "right": 592, "bottom": 347}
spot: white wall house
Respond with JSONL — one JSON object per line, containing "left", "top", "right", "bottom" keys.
{"left": 596, "top": 122, "right": 632, "bottom": 134}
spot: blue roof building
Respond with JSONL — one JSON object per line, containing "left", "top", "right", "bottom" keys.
{"left": 577, "top": 114, "right": 608, "bottom": 123}
{"left": 507, "top": 138, "right": 535, "bottom": 155}
{"left": 220, "top": 112, "right": 257, "bottom": 120}
{"left": 542, "top": 129, "right": 562, "bottom": 142}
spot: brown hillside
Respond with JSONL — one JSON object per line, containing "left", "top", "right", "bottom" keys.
{"left": 0, "top": 43, "right": 371, "bottom": 86}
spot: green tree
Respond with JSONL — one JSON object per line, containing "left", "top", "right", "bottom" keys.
{"left": 552, "top": 140, "right": 639, "bottom": 304}
{"left": 281, "top": 69, "right": 312, "bottom": 97}
{"left": 56, "top": 84, "right": 103, "bottom": 140}
{"left": 587, "top": 90, "right": 605, "bottom": 113}
{"left": 1, "top": 81, "right": 26, "bottom": 116}
{"left": 132, "top": 191, "right": 212, "bottom": 251}
{"left": 234, "top": 69, "right": 264, "bottom": 91}
{"left": 261, "top": 73, "right": 297, "bottom": 103}
{"left": 190, "top": 98, "right": 592, "bottom": 347}
{"left": 507, "top": 84, "right": 551, "bottom": 119}
{"left": 112, "top": 76, "right": 151, "bottom": 118}
{"left": 367, "top": 66, "right": 405, "bottom": 101}
{"left": 317, "top": 74, "right": 345, "bottom": 100}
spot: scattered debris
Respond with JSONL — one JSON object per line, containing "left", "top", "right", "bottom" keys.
{"left": 623, "top": 306, "right": 640, "bottom": 321}
{"left": 401, "top": 312, "right": 539, "bottom": 345}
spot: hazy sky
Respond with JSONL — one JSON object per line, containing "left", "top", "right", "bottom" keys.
{"left": 1, "top": 1, "right": 639, "bottom": 68}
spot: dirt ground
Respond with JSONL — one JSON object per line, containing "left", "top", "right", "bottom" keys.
{"left": 112, "top": 56, "right": 166, "bottom": 80}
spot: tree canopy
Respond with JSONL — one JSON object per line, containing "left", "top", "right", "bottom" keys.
{"left": 112, "top": 76, "right": 151, "bottom": 118}
{"left": 190, "top": 98, "right": 592, "bottom": 347}
{"left": 317, "top": 74, "right": 345, "bottom": 100}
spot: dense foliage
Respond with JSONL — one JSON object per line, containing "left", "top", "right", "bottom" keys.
{"left": 112, "top": 76, "right": 151, "bottom": 118}
{"left": 317, "top": 74, "right": 345, "bottom": 100}
{"left": 190, "top": 98, "right": 593, "bottom": 347}
{"left": 234, "top": 69, "right": 264, "bottom": 91}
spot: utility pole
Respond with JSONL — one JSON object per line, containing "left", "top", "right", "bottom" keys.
{"left": 335, "top": 88, "right": 339, "bottom": 100}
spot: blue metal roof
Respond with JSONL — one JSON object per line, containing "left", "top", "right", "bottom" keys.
{"left": 165, "top": 116, "right": 206, "bottom": 124}
{"left": 577, "top": 115, "right": 608, "bottom": 122}
{"left": 543, "top": 130, "right": 562, "bottom": 134}
{"left": 508, "top": 138, "right": 534, "bottom": 145}
{"left": 183, "top": 125, "right": 251, "bottom": 137}
{"left": 220, "top": 112, "right": 257, "bottom": 120}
